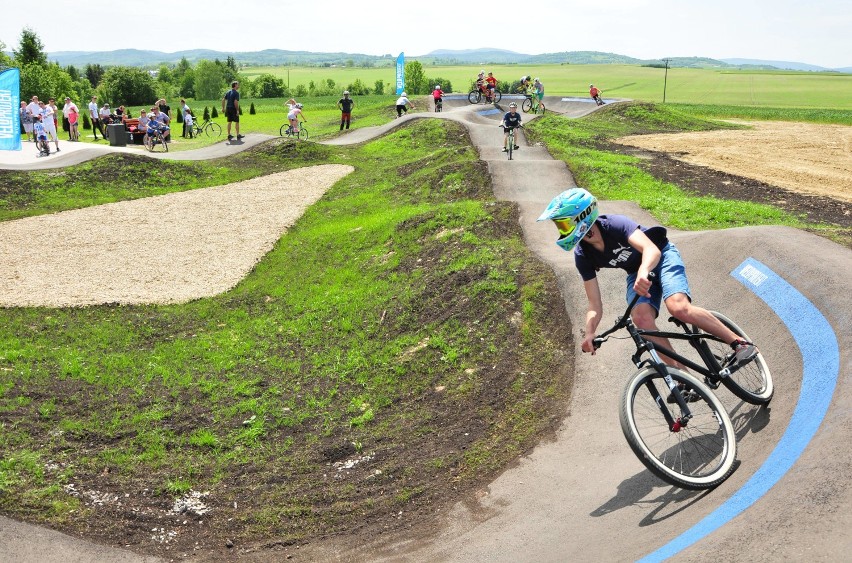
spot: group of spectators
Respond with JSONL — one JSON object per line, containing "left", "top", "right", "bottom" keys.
{"left": 19, "top": 95, "right": 181, "bottom": 148}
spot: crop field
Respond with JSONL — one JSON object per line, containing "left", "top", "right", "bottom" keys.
{"left": 241, "top": 63, "right": 852, "bottom": 109}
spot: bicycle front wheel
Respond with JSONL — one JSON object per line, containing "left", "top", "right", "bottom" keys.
{"left": 206, "top": 122, "right": 222, "bottom": 137}
{"left": 621, "top": 366, "right": 737, "bottom": 489}
{"left": 521, "top": 98, "right": 532, "bottom": 113}
{"left": 707, "top": 311, "right": 774, "bottom": 404}
{"left": 507, "top": 131, "right": 514, "bottom": 160}
{"left": 468, "top": 91, "right": 481, "bottom": 104}
{"left": 143, "top": 134, "right": 154, "bottom": 152}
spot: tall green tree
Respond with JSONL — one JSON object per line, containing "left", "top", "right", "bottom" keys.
{"left": 194, "top": 60, "right": 228, "bottom": 100}
{"left": 97, "top": 66, "right": 156, "bottom": 106}
{"left": 85, "top": 63, "right": 105, "bottom": 88}
{"left": 253, "top": 74, "right": 286, "bottom": 98}
{"left": 65, "top": 64, "right": 80, "bottom": 81}
{"left": 0, "top": 40, "right": 12, "bottom": 67}
{"left": 13, "top": 28, "right": 47, "bottom": 67}
{"left": 404, "top": 60, "right": 427, "bottom": 94}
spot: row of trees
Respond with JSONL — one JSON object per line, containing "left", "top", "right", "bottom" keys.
{"left": 2, "top": 28, "right": 458, "bottom": 106}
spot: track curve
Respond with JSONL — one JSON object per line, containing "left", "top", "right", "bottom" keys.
{"left": 2, "top": 99, "right": 850, "bottom": 562}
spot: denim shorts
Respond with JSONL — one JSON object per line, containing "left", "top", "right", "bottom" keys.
{"left": 625, "top": 243, "right": 691, "bottom": 313}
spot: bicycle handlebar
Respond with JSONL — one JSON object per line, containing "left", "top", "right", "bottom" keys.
{"left": 592, "top": 272, "right": 655, "bottom": 349}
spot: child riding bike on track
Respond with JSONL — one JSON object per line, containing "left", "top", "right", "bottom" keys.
{"left": 501, "top": 102, "right": 522, "bottom": 152}
{"left": 485, "top": 72, "right": 498, "bottom": 103}
{"left": 432, "top": 85, "right": 445, "bottom": 111}
{"left": 536, "top": 188, "right": 759, "bottom": 371}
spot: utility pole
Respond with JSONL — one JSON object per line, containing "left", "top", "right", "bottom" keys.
{"left": 662, "top": 58, "right": 671, "bottom": 103}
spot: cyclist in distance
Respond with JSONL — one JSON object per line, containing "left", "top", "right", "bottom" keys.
{"left": 590, "top": 84, "right": 604, "bottom": 105}
{"left": 432, "top": 84, "right": 445, "bottom": 109}
{"left": 533, "top": 77, "right": 544, "bottom": 105}
{"left": 501, "top": 102, "right": 522, "bottom": 152}
{"left": 485, "top": 72, "right": 498, "bottom": 103}
{"left": 537, "top": 188, "right": 758, "bottom": 369}
{"left": 518, "top": 75, "right": 532, "bottom": 93}
{"left": 287, "top": 102, "right": 306, "bottom": 134}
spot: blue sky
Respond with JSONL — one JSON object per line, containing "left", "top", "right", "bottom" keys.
{"left": 2, "top": 0, "right": 849, "bottom": 68}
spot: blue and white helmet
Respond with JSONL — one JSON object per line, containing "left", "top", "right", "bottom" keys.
{"left": 537, "top": 188, "right": 599, "bottom": 252}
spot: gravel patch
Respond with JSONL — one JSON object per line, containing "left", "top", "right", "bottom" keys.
{"left": 0, "top": 164, "right": 353, "bottom": 308}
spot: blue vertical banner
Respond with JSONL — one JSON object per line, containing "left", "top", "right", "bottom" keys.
{"left": 0, "top": 67, "right": 22, "bottom": 151}
{"left": 395, "top": 52, "right": 405, "bottom": 95}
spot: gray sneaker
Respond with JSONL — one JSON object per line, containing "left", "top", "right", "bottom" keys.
{"left": 732, "top": 340, "right": 758, "bottom": 366}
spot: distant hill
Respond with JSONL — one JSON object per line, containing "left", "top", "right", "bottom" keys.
{"left": 721, "top": 58, "right": 850, "bottom": 72}
{"left": 47, "top": 48, "right": 397, "bottom": 68}
{"left": 37, "top": 48, "right": 849, "bottom": 72}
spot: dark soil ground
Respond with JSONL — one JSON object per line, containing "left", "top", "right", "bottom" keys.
{"left": 607, "top": 143, "right": 852, "bottom": 247}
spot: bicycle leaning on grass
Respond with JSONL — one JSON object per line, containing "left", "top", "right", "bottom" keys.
{"left": 280, "top": 121, "right": 309, "bottom": 141}
{"left": 191, "top": 117, "right": 222, "bottom": 138}
{"left": 592, "top": 278, "right": 773, "bottom": 489}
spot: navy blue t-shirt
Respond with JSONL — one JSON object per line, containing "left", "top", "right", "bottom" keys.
{"left": 502, "top": 111, "right": 522, "bottom": 128}
{"left": 224, "top": 89, "right": 240, "bottom": 109}
{"left": 574, "top": 215, "right": 667, "bottom": 281}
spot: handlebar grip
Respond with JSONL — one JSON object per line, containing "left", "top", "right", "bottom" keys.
{"left": 592, "top": 337, "right": 603, "bottom": 350}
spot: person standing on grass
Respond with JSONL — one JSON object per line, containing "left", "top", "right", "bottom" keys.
{"left": 337, "top": 91, "right": 354, "bottom": 130}
{"left": 68, "top": 104, "right": 80, "bottom": 141}
{"left": 222, "top": 81, "right": 243, "bottom": 141}
{"left": 26, "top": 96, "right": 41, "bottom": 124}
{"left": 88, "top": 96, "right": 103, "bottom": 140}
{"left": 20, "top": 101, "right": 35, "bottom": 142}
{"left": 62, "top": 97, "right": 78, "bottom": 140}
{"left": 180, "top": 98, "right": 192, "bottom": 137}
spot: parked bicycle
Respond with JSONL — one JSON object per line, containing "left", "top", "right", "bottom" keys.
{"left": 192, "top": 117, "right": 222, "bottom": 138}
{"left": 280, "top": 121, "right": 309, "bottom": 141}
{"left": 468, "top": 86, "right": 502, "bottom": 105}
{"left": 593, "top": 283, "right": 773, "bottom": 489}
{"left": 144, "top": 121, "right": 169, "bottom": 153}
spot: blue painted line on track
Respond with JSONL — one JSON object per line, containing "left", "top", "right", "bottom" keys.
{"left": 639, "top": 257, "right": 840, "bottom": 562}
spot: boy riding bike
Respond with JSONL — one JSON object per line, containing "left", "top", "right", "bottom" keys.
{"left": 501, "top": 102, "right": 522, "bottom": 152}
{"left": 537, "top": 188, "right": 758, "bottom": 371}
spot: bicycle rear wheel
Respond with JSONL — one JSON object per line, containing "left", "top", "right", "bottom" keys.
{"left": 705, "top": 311, "right": 774, "bottom": 404}
{"left": 537, "top": 102, "right": 546, "bottom": 115}
{"left": 206, "top": 122, "right": 222, "bottom": 137}
{"left": 621, "top": 366, "right": 737, "bottom": 489}
{"left": 492, "top": 90, "right": 502, "bottom": 103}
{"left": 298, "top": 127, "right": 309, "bottom": 141}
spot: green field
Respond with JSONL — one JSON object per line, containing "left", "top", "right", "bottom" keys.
{"left": 241, "top": 63, "right": 852, "bottom": 109}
